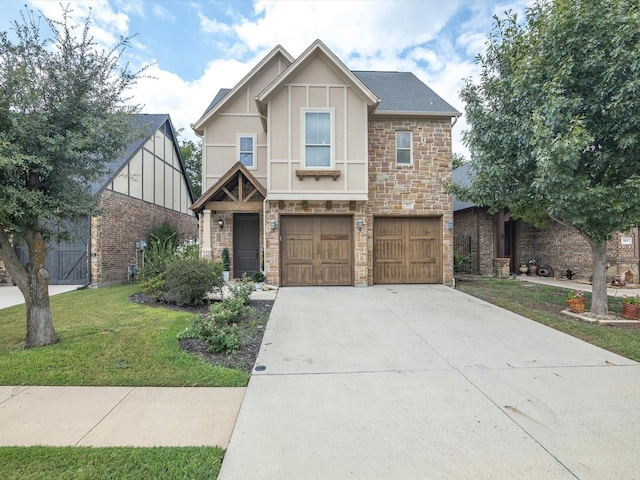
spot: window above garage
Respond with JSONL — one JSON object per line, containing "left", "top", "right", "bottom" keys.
{"left": 303, "top": 109, "right": 333, "bottom": 168}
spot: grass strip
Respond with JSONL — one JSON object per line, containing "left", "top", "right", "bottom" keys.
{"left": 0, "top": 284, "right": 248, "bottom": 386}
{"left": 0, "top": 446, "right": 223, "bottom": 479}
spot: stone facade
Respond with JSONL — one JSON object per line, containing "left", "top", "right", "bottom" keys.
{"left": 367, "top": 118, "right": 454, "bottom": 285}
{"left": 0, "top": 258, "right": 10, "bottom": 285}
{"left": 264, "top": 201, "right": 368, "bottom": 287}
{"left": 91, "top": 191, "right": 198, "bottom": 286}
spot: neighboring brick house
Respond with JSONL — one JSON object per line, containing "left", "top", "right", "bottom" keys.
{"left": 453, "top": 163, "right": 640, "bottom": 282}
{"left": 3, "top": 114, "right": 197, "bottom": 287}
{"left": 191, "top": 40, "right": 460, "bottom": 286}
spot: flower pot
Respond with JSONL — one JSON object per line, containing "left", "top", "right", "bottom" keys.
{"left": 528, "top": 264, "right": 538, "bottom": 275}
{"left": 621, "top": 303, "right": 640, "bottom": 320}
{"left": 519, "top": 265, "right": 528, "bottom": 274}
{"left": 223, "top": 271, "right": 230, "bottom": 282}
{"left": 566, "top": 298, "right": 586, "bottom": 314}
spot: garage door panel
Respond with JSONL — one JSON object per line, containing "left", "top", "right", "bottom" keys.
{"left": 374, "top": 217, "right": 442, "bottom": 284}
{"left": 281, "top": 216, "right": 353, "bottom": 286}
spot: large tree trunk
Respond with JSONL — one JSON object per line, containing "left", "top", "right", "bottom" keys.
{"left": 589, "top": 240, "right": 609, "bottom": 316}
{"left": 0, "top": 227, "right": 58, "bottom": 348}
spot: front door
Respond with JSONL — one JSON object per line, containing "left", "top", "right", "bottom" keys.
{"left": 233, "top": 213, "right": 260, "bottom": 278}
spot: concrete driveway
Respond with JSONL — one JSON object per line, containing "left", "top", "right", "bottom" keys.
{"left": 219, "top": 285, "right": 640, "bottom": 480}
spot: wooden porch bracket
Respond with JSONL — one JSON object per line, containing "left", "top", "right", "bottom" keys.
{"left": 295, "top": 169, "right": 341, "bottom": 181}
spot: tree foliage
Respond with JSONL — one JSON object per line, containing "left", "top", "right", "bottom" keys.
{"left": 455, "top": 0, "right": 640, "bottom": 314}
{"left": 0, "top": 6, "right": 144, "bottom": 346}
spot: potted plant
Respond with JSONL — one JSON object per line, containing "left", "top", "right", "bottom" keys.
{"left": 566, "top": 289, "right": 586, "bottom": 313}
{"left": 621, "top": 295, "right": 640, "bottom": 320}
{"left": 252, "top": 271, "right": 266, "bottom": 290}
{"left": 528, "top": 258, "right": 538, "bottom": 275}
{"left": 221, "top": 247, "right": 230, "bottom": 282}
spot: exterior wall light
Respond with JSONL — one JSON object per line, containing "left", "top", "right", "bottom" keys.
{"left": 356, "top": 218, "right": 364, "bottom": 231}
{"left": 269, "top": 218, "right": 277, "bottom": 232}
{"left": 218, "top": 218, "right": 224, "bottom": 229}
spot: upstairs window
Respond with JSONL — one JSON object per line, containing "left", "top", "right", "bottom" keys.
{"left": 396, "top": 131, "right": 412, "bottom": 165}
{"left": 238, "top": 134, "right": 256, "bottom": 168}
{"left": 304, "top": 111, "right": 332, "bottom": 167}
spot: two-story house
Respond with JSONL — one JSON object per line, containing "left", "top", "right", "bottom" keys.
{"left": 191, "top": 40, "right": 460, "bottom": 287}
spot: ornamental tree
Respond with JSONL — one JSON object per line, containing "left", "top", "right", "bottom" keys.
{"left": 0, "top": 6, "right": 144, "bottom": 347}
{"left": 455, "top": 0, "right": 640, "bottom": 316}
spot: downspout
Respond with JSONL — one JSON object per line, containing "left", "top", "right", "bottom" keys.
{"left": 263, "top": 198, "right": 268, "bottom": 275}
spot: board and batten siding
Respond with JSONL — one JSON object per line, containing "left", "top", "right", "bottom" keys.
{"left": 267, "top": 55, "right": 369, "bottom": 200}
{"left": 108, "top": 129, "right": 194, "bottom": 216}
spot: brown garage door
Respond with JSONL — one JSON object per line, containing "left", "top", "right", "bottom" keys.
{"left": 374, "top": 217, "right": 442, "bottom": 284}
{"left": 281, "top": 215, "right": 353, "bottom": 286}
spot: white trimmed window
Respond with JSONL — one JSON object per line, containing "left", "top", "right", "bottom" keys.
{"left": 303, "top": 110, "right": 332, "bottom": 168}
{"left": 237, "top": 134, "right": 256, "bottom": 168}
{"left": 396, "top": 131, "right": 412, "bottom": 165}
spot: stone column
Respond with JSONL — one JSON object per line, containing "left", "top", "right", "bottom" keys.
{"left": 202, "top": 209, "right": 212, "bottom": 259}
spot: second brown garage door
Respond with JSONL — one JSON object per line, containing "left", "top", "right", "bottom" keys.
{"left": 374, "top": 217, "right": 442, "bottom": 284}
{"left": 281, "top": 215, "right": 353, "bottom": 286}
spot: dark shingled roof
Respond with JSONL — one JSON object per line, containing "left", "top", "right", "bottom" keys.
{"left": 353, "top": 71, "right": 460, "bottom": 115}
{"left": 201, "top": 71, "right": 460, "bottom": 121}
{"left": 91, "top": 114, "right": 175, "bottom": 195}
{"left": 453, "top": 162, "right": 478, "bottom": 211}
{"left": 199, "top": 88, "right": 232, "bottom": 119}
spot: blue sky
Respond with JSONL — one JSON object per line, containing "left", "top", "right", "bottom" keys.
{"left": 0, "top": 0, "right": 533, "bottom": 154}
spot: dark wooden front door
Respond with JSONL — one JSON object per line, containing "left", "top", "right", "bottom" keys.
{"left": 374, "top": 217, "right": 442, "bottom": 284}
{"left": 233, "top": 213, "right": 260, "bottom": 278}
{"left": 281, "top": 215, "right": 353, "bottom": 286}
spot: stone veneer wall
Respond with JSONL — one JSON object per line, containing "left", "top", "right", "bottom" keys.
{"left": 263, "top": 201, "right": 368, "bottom": 287}
{"left": 367, "top": 117, "right": 454, "bottom": 285}
{"left": 200, "top": 210, "right": 264, "bottom": 277}
{"left": 0, "top": 258, "right": 10, "bottom": 285}
{"left": 453, "top": 207, "right": 496, "bottom": 275}
{"left": 92, "top": 191, "right": 198, "bottom": 286}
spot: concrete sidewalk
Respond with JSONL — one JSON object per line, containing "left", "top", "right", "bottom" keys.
{"left": 515, "top": 274, "right": 640, "bottom": 298}
{"left": 0, "top": 386, "right": 244, "bottom": 447}
{"left": 219, "top": 285, "right": 640, "bottom": 480}
{"left": 0, "top": 284, "right": 84, "bottom": 310}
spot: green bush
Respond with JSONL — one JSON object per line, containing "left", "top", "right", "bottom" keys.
{"left": 142, "top": 222, "right": 180, "bottom": 278}
{"left": 175, "top": 238, "right": 199, "bottom": 260}
{"left": 179, "top": 275, "right": 254, "bottom": 353}
{"left": 164, "top": 258, "right": 223, "bottom": 306}
{"left": 228, "top": 276, "right": 255, "bottom": 304}
{"left": 221, "top": 247, "right": 230, "bottom": 271}
{"left": 139, "top": 272, "right": 166, "bottom": 301}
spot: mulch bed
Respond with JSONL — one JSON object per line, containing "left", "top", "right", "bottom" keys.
{"left": 130, "top": 293, "right": 273, "bottom": 373}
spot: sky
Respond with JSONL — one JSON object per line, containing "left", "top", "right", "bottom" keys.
{"left": 0, "top": 0, "right": 534, "bottom": 156}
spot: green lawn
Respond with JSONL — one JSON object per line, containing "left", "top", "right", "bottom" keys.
{"left": 456, "top": 276, "right": 640, "bottom": 362}
{"left": 0, "top": 446, "right": 223, "bottom": 479}
{"left": 0, "top": 284, "right": 248, "bottom": 386}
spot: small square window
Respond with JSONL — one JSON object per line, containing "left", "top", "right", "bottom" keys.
{"left": 396, "top": 132, "right": 412, "bottom": 165}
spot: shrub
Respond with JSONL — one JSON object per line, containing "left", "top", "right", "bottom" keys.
{"left": 175, "top": 238, "right": 199, "bottom": 260}
{"left": 228, "top": 277, "right": 255, "bottom": 304}
{"left": 178, "top": 274, "right": 255, "bottom": 354}
{"left": 164, "top": 258, "right": 223, "bottom": 306}
{"left": 139, "top": 273, "right": 166, "bottom": 301}
{"left": 142, "top": 222, "right": 180, "bottom": 278}
{"left": 251, "top": 271, "right": 266, "bottom": 283}
{"left": 221, "top": 247, "right": 230, "bottom": 271}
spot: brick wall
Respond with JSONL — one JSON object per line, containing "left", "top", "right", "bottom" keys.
{"left": 519, "top": 222, "right": 639, "bottom": 282}
{"left": 367, "top": 117, "right": 454, "bottom": 284}
{"left": 453, "top": 207, "right": 495, "bottom": 275}
{"left": 92, "top": 191, "right": 198, "bottom": 286}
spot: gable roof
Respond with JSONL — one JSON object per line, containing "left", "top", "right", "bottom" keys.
{"left": 353, "top": 71, "right": 461, "bottom": 117}
{"left": 92, "top": 113, "right": 195, "bottom": 204}
{"left": 191, "top": 161, "right": 266, "bottom": 213}
{"left": 256, "top": 39, "right": 380, "bottom": 119}
{"left": 192, "top": 45, "right": 294, "bottom": 135}
{"left": 453, "top": 162, "right": 478, "bottom": 211}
